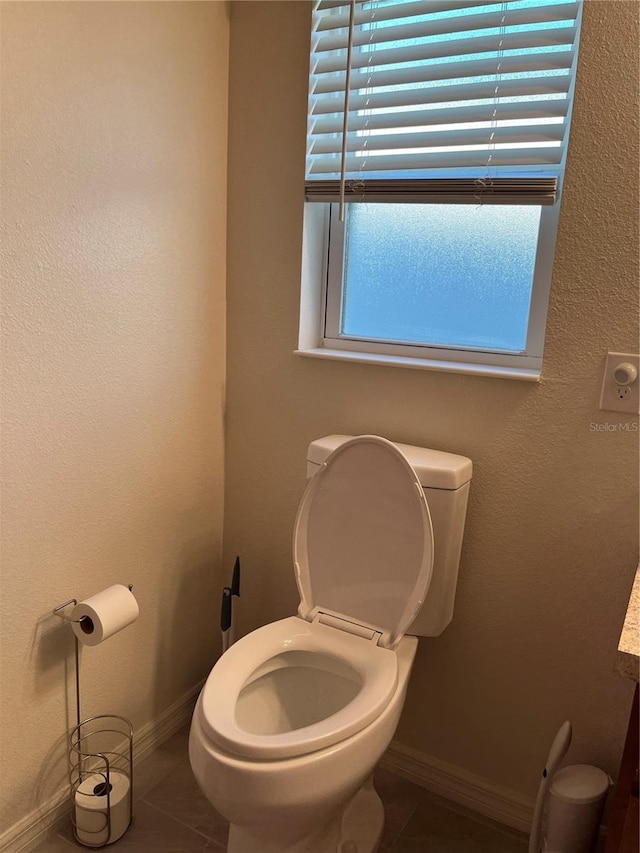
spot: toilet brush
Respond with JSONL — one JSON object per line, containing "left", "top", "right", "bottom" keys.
{"left": 220, "top": 557, "right": 241, "bottom": 654}
{"left": 220, "top": 587, "right": 232, "bottom": 654}
{"left": 529, "top": 721, "right": 572, "bottom": 853}
{"left": 229, "top": 557, "right": 241, "bottom": 646}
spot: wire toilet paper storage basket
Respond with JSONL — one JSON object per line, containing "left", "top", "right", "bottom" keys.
{"left": 68, "top": 715, "right": 133, "bottom": 847}
{"left": 54, "top": 588, "right": 138, "bottom": 847}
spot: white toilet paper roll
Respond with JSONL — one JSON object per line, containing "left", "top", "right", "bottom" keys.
{"left": 74, "top": 769, "right": 131, "bottom": 847}
{"left": 71, "top": 585, "right": 139, "bottom": 647}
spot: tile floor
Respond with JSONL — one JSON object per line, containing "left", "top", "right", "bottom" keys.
{"left": 35, "top": 725, "right": 528, "bottom": 852}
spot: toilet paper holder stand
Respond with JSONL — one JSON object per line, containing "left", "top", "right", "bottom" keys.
{"left": 53, "top": 590, "right": 135, "bottom": 848}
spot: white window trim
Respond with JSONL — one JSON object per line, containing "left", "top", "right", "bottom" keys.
{"left": 296, "top": 196, "right": 563, "bottom": 382}
{"left": 295, "top": 345, "right": 542, "bottom": 382}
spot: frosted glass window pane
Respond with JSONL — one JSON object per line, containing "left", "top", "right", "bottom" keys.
{"left": 341, "top": 204, "right": 542, "bottom": 353}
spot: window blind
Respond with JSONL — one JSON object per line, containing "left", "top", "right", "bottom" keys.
{"left": 305, "top": 0, "right": 582, "bottom": 205}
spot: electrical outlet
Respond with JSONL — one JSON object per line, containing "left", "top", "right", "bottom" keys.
{"left": 599, "top": 353, "right": 640, "bottom": 414}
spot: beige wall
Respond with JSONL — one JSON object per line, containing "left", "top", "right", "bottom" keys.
{"left": 0, "top": 0, "right": 637, "bottom": 838}
{"left": 0, "top": 0, "right": 228, "bottom": 838}
{"left": 225, "top": 0, "right": 639, "bottom": 799}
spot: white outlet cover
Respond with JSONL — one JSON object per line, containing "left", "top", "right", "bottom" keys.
{"left": 599, "top": 352, "right": 640, "bottom": 415}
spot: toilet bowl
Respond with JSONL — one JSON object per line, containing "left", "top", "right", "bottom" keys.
{"left": 189, "top": 435, "right": 472, "bottom": 853}
{"left": 189, "top": 620, "right": 418, "bottom": 853}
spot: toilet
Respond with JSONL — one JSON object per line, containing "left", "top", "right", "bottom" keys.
{"left": 189, "top": 434, "right": 472, "bottom": 853}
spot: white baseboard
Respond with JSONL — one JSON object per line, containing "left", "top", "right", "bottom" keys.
{"left": 132, "top": 681, "right": 203, "bottom": 768}
{"left": 381, "top": 740, "right": 534, "bottom": 835}
{"left": 0, "top": 681, "right": 204, "bottom": 853}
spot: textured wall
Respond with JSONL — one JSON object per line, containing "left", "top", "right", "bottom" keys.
{"left": 224, "top": 0, "right": 639, "bottom": 799}
{"left": 0, "top": 0, "right": 228, "bottom": 836}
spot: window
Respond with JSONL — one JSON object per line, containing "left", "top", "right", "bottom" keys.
{"left": 298, "top": 0, "right": 582, "bottom": 380}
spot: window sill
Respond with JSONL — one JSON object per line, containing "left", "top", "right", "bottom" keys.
{"left": 294, "top": 347, "right": 541, "bottom": 382}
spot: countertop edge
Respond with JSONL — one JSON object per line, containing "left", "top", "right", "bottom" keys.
{"left": 615, "top": 565, "right": 640, "bottom": 683}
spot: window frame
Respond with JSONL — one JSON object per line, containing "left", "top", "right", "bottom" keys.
{"left": 298, "top": 0, "right": 582, "bottom": 381}
{"left": 318, "top": 194, "right": 562, "bottom": 375}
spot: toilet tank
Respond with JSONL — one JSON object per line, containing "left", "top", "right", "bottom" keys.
{"left": 306, "top": 435, "right": 472, "bottom": 637}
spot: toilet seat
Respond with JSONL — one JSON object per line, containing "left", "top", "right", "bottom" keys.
{"left": 199, "top": 616, "right": 398, "bottom": 759}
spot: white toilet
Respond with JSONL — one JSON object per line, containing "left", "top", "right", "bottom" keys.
{"left": 189, "top": 434, "right": 472, "bottom": 853}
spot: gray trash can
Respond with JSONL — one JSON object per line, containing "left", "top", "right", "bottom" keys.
{"left": 544, "top": 764, "right": 611, "bottom": 853}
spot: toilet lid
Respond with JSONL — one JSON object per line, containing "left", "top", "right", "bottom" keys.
{"left": 293, "top": 435, "right": 434, "bottom": 649}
